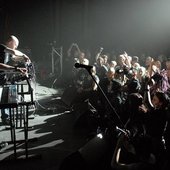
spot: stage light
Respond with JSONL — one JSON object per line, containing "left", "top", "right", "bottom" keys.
{"left": 97, "top": 133, "right": 103, "bottom": 139}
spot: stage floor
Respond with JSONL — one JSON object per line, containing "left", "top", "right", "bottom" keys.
{"left": 0, "top": 83, "right": 92, "bottom": 170}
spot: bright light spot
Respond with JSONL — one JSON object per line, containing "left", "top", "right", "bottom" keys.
{"left": 97, "top": 133, "right": 103, "bottom": 139}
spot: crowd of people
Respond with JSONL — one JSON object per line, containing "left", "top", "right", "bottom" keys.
{"left": 1, "top": 38, "right": 170, "bottom": 169}
{"left": 63, "top": 43, "right": 170, "bottom": 170}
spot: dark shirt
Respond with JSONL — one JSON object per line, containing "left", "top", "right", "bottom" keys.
{"left": 146, "top": 107, "right": 167, "bottom": 140}
{"left": 96, "top": 64, "right": 108, "bottom": 81}
{"left": 0, "top": 44, "right": 6, "bottom": 85}
{"left": 0, "top": 44, "right": 14, "bottom": 85}
{"left": 146, "top": 107, "right": 167, "bottom": 156}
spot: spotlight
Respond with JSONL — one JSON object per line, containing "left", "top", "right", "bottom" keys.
{"left": 97, "top": 133, "right": 103, "bottom": 139}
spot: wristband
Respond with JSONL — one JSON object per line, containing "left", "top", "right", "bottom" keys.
{"left": 14, "top": 66, "right": 19, "bottom": 71}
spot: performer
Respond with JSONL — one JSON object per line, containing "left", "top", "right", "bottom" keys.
{"left": 0, "top": 35, "right": 31, "bottom": 124}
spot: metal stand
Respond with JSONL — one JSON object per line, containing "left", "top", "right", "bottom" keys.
{"left": 0, "top": 102, "right": 36, "bottom": 159}
{"left": 85, "top": 67, "right": 125, "bottom": 129}
{"left": 50, "top": 45, "right": 63, "bottom": 88}
{"left": 0, "top": 77, "right": 37, "bottom": 160}
{"left": 51, "top": 46, "right": 63, "bottom": 77}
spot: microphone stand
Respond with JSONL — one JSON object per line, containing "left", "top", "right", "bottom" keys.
{"left": 85, "top": 67, "right": 125, "bottom": 129}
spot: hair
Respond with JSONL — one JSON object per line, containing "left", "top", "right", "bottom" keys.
{"left": 132, "top": 56, "right": 139, "bottom": 62}
{"left": 129, "top": 93, "right": 143, "bottom": 106}
{"left": 154, "top": 91, "right": 170, "bottom": 108}
{"left": 111, "top": 79, "right": 122, "bottom": 92}
{"left": 108, "top": 67, "right": 115, "bottom": 74}
{"left": 127, "top": 79, "right": 141, "bottom": 94}
{"left": 6, "top": 35, "right": 19, "bottom": 47}
{"left": 138, "top": 66, "right": 146, "bottom": 77}
{"left": 102, "top": 54, "right": 108, "bottom": 58}
{"left": 110, "top": 60, "right": 117, "bottom": 67}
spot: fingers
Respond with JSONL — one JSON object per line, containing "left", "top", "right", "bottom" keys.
{"left": 16, "top": 67, "right": 28, "bottom": 74}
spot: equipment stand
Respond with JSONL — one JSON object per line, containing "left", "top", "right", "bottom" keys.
{"left": 0, "top": 77, "right": 37, "bottom": 160}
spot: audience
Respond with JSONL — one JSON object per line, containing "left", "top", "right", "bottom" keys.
{"left": 63, "top": 43, "right": 170, "bottom": 170}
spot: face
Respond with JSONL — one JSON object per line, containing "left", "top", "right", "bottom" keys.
{"left": 110, "top": 61, "right": 117, "bottom": 68}
{"left": 138, "top": 67, "right": 146, "bottom": 77}
{"left": 102, "top": 55, "right": 108, "bottom": 64}
{"left": 152, "top": 95, "right": 162, "bottom": 108}
{"left": 133, "top": 63, "right": 140, "bottom": 69}
{"left": 7, "top": 39, "right": 18, "bottom": 49}
{"left": 154, "top": 61, "right": 161, "bottom": 69}
{"left": 117, "top": 55, "right": 125, "bottom": 65}
{"left": 97, "top": 57, "right": 104, "bottom": 66}
{"left": 79, "top": 52, "right": 85, "bottom": 59}
{"left": 166, "top": 61, "right": 170, "bottom": 70}
{"left": 145, "top": 57, "right": 152, "bottom": 66}
{"left": 107, "top": 69, "right": 115, "bottom": 79}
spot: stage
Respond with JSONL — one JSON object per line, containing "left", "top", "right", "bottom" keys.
{"left": 0, "top": 82, "right": 112, "bottom": 170}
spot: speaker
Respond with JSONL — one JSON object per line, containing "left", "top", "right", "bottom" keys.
{"left": 73, "top": 101, "right": 98, "bottom": 130}
{"left": 78, "top": 135, "right": 112, "bottom": 170}
{"left": 59, "top": 151, "right": 87, "bottom": 170}
{"left": 59, "top": 134, "right": 112, "bottom": 170}
{"left": 61, "top": 87, "right": 77, "bottom": 107}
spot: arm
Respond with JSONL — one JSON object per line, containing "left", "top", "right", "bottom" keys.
{"left": 4, "top": 47, "right": 30, "bottom": 62}
{"left": 147, "top": 58, "right": 155, "bottom": 78}
{"left": 0, "top": 63, "right": 27, "bottom": 73}
{"left": 0, "top": 63, "right": 16, "bottom": 70}
{"left": 67, "top": 43, "right": 81, "bottom": 58}
{"left": 123, "top": 51, "right": 131, "bottom": 69}
{"left": 74, "top": 43, "right": 81, "bottom": 54}
{"left": 111, "top": 134, "right": 129, "bottom": 170}
{"left": 143, "top": 82, "right": 154, "bottom": 110}
{"left": 111, "top": 134, "right": 143, "bottom": 170}
{"left": 95, "top": 47, "right": 104, "bottom": 62}
{"left": 111, "top": 145, "right": 123, "bottom": 169}
{"left": 67, "top": 43, "right": 74, "bottom": 57}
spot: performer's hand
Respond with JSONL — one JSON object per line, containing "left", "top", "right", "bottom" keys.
{"left": 16, "top": 67, "right": 28, "bottom": 74}
{"left": 22, "top": 54, "right": 31, "bottom": 63}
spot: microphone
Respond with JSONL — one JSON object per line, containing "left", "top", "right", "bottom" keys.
{"left": 116, "top": 126, "right": 131, "bottom": 137}
{"left": 74, "top": 63, "right": 93, "bottom": 70}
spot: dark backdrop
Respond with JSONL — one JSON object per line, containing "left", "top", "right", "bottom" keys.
{"left": 1, "top": 0, "right": 170, "bottom": 62}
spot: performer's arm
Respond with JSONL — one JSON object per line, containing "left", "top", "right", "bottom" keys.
{"left": 4, "top": 47, "right": 30, "bottom": 62}
{"left": 0, "top": 63, "right": 27, "bottom": 73}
